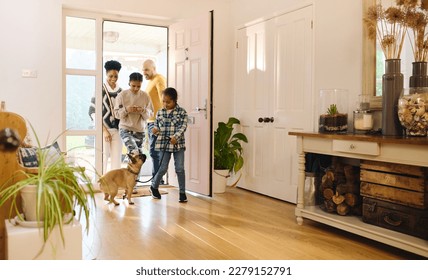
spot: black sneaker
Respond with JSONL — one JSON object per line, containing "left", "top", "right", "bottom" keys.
{"left": 150, "top": 187, "right": 161, "bottom": 199}
{"left": 179, "top": 193, "right": 187, "bottom": 203}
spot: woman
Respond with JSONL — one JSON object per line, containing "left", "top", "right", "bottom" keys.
{"left": 89, "top": 60, "right": 123, "bottom": 173}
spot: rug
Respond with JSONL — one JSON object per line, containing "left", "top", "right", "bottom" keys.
{"left": 115, "top": 186, "right": 169, "bottom": 198}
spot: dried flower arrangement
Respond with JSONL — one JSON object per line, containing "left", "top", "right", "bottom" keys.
{"left": 406, "top": 0, "right": 428, "bottom": 61}
{"left": 365, "top": 0, "right": 428, "bottom": 61}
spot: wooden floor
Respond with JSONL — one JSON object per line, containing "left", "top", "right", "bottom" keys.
{"left": 81, "top": 186, "right": 425, "bottom": 260}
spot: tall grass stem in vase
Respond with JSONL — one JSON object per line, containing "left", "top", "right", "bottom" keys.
{"left": 365, "top": 1, "right": 412, "bottom": 60}
{"left": 364, "top": 1, "right": 414, "bottom": 135}
{"left": 406, "top": 0, "right": 428, "bottom": 87}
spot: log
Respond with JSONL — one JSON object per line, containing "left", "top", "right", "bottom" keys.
{"left": 322, "top": 170, "right": 334, "bottom": 183}
{"left": 332, "top": 192, "right": 345, "bottom": 205}
{"left": 337, "top": 202, "right": 350, "bottom": 216}
{"left": 336, "top": 183, "right": 360, "bottom": 195}
{"left": 324, "top": 199, "right": 336, "bottom": 213}
{"left": 344, "top": 193, "right": 360, "bottom": 207}
{"left": 323, "top": 188, "right": 334, "bottom": 200}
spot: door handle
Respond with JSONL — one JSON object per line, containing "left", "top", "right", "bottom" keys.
{"left": 195, "top": 99, "right": 208, "bottom": 119}
{"left": 258, "top": 117, "right": 274, "bottom": 123}
{"left": 263, "top": 117, "right": 274, "bottom": 123}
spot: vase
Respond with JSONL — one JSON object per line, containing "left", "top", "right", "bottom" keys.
{"left": 397, "top": 88, "right": 428, "bottom": 137}
{"left": 382, "top": 59, "right": 403, "bottom": 136}
{"left": 409, "top": 61, "right": 428, "bottom": 88}
{"left": 318, "top": 89, "right": 349, "bottom": 133}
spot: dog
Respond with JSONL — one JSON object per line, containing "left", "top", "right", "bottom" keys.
{"left": 98, "top": 153, "right": 146, "bottom": 205}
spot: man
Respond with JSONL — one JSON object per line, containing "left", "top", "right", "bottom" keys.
{"left": 142, "top": 59, "right": 167, "bottom": 184}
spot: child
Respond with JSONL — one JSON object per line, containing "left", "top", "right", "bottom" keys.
{"left": 114, "top": 72, "right": 153, "bottom": 157}
{"left": 150, "top": 87, "right": 188, "bottom": 202}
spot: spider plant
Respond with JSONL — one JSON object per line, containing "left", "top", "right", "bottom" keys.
{"left": 0, "top": 124, "right": 96, "bottom": 248}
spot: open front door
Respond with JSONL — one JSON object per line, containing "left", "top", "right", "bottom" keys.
{"left": 168, "top": 12, "right": 212, "bottom": 196}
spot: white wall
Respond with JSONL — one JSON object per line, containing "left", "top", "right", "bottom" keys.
{"left": 230, "top": 0, "right": 363, "bottom": 124}
{"left": 0, "top": 0, "right": 63, "bottom": 142}
{"left": 1, "top": 0, "right": 364, "bottom": 140}
{"left": 0, "top": 0, "right": 233, "bottom": 141}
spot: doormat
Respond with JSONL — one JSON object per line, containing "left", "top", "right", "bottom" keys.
{"left": 115, "top": 186, "right": 170, "bottom": 198}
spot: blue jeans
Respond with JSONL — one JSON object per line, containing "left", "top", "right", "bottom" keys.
{"left": 151, "top": 149, "right": 185, "bottom": 193}
{"left": 147, "top": 122, "right": 161, "bottom": 178}
{"left": 119, "top": 128, "right": 144, "bottom": 155}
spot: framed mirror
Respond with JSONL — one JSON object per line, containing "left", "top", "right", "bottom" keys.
{"left": 362, "top": 0, "right": 415, "bottom": 110}
{"left": 362, "top": 0, "right": 381, "bottom": 109}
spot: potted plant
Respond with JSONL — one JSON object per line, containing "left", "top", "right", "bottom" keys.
{"left": 318, "top": 104, "right": 348, "bottom": 134}
{"left": 0, "top": 126, "right": 96, "bottom": 254}
{"left": 213, "top": 117, "right": 248, "bottom": 193}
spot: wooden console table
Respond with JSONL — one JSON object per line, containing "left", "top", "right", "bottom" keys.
{"left": 289, "top": 131, "right": 428, "bottom": 257}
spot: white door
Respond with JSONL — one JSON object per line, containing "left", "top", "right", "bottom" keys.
{"left": 236, "top": 5, "right": 313, "bottom": 202}
{"left": 168, "top": 12, "right": 212, "bottom": 195}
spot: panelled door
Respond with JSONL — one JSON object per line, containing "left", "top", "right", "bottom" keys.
{"left": 168, "top": 12, "right": 212, "bottom": 195}
{"left": 235, "top": 5, "right": 313, "bottom": 202}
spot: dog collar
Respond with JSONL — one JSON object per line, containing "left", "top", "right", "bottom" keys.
{"left": 127, "top": 166, "right": 139, "bottom": 175}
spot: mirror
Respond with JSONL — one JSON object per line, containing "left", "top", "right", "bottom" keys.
{"left": 362, "top": 0, "right": 380, "bottom": 108}
{"left": 363, "top": 0, "right": 416, "bottom": 110}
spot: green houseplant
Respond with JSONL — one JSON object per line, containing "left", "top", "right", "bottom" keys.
{"left": 0, "top": 126, "right": 96, "bottom": 250}
{"left": 213, "top": 117, "right": 248, "bottom": 193}
{"left": 318, "top": 104, "right": 348, "bottom": 134}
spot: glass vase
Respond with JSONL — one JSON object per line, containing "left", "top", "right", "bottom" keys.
{"left": 318, "top": 89, "right": 349, "bottom": 134}
{"left": 398, "top": 88, "right": 428, "bottom": 137}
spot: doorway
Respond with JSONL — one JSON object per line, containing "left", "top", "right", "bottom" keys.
{"left": 64, "top": 11, "right": 168, "bottom": 184}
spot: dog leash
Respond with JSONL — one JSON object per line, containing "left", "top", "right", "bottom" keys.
{"left": 135, "top": 135, "right": 171, "bottom": 184}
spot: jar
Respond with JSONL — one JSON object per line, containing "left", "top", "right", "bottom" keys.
{"left": 353, "top": 110, "right": 373, "bottom": 132}
{"left": 318, "top": 89, "right": 349, "bottom": 133}
{"left": 397, "top": 88, "right": 428, "bottom": 136}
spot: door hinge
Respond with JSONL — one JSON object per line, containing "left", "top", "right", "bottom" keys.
{"left": 236, "top": 41, "right": 238, "bottom": 48}
{"left": 311, "top": 20, "right": 313, "bottom": 29}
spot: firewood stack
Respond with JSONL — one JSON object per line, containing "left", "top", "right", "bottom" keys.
{"left": 319, "top": 157, "right": 362, "bottom": 216}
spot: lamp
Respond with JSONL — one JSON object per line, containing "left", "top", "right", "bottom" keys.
{"left": 103, "top": 31, "right": 119, "bottom": 43}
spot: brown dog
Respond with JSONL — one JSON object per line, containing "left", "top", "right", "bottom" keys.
{"left": 98, "top": 153, "right": 146, "bottom": 205}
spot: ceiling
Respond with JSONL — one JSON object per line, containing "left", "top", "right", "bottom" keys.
{"left": 66, "top": 17, "right": 168, "bottom": 56}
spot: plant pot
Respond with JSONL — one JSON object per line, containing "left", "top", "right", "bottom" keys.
{"left": 227, "top": 170, "right": 242, "bottom": 188}
{"left": 213, "top": 169, "right": 229, "bottom": 194}
{"left": 20, "top": 185, "right": 44, "bottom": 222}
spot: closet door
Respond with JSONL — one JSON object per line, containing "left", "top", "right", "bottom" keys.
{"left": 235, "top": 5, "right": 313, "bottom": 202}
{"left": 235, "top": 19, "right": 274, "bottom": 192}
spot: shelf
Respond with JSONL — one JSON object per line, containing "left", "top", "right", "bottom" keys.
{"left": 296, "top": 206, "right": 428, "bottom": 257}
{"left": 292, "top": 132, "right": 428, "bottom": 258}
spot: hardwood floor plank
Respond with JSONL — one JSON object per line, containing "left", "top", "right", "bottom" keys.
{"left": 82, "top": 186, "right": 425, "bottom": 260}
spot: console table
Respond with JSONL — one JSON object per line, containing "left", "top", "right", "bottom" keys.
{"left": 289, "top": 131, "right": 428, "bottom": 257}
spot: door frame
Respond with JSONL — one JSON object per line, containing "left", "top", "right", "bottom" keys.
{"left": 63, "top": 8, "right": 170, "bottom": 178}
